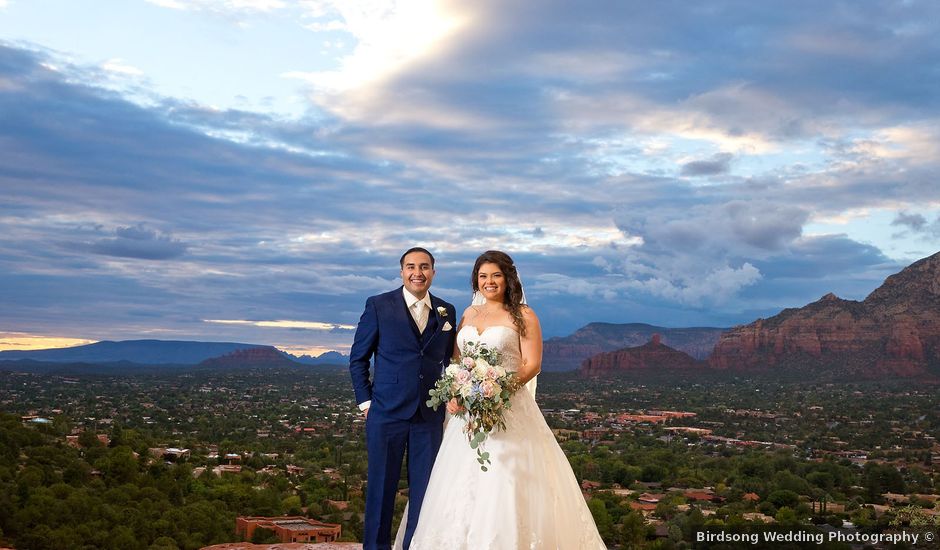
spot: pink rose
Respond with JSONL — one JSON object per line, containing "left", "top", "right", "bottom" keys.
{"left": 462, "top": 357, "right": 475, "bottom": 368}
{"left": 480, "top": 380, "right": 497, "bottom": 398}
{"left": 455, "top": 370, "right": 472, "bottom": 385}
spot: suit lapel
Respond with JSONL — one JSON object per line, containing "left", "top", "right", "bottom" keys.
{"left": 421, "top": 296, "right": 445, "bottom": 351}
{"left": 422, "top": 308, "right": 439, "bottom": 344}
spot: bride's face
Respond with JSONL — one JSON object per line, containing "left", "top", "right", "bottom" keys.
{"left": 476, "top": 262, "right": 506, "bottom": 302}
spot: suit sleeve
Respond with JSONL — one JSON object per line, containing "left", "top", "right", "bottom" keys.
{"left": 349, "top": 296, "right": 379, "bottom": 407}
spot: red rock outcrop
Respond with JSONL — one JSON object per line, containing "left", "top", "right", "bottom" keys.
{"left": 199, "top": 347, "right": 300, "bottom": 369}
{"left": 542, "top": 323, "right": 725, "bottom": 371}
{"left": 709, "top": 251, "right": 940, "bottom": 379}
{"left": 580, "top": 335, "right": 705, "bottom": 375}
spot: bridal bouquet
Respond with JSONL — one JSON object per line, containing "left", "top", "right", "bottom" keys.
{"left": 427, "top": 340, "right": 521, "bottom": 471}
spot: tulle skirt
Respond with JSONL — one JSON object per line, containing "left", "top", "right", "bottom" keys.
{"left": 394, "top": 388, "right": 607, "bottom": 549}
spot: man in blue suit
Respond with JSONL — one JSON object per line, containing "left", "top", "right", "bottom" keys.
{"left": 349, "top": 247, "right": 457, "bottom": 550}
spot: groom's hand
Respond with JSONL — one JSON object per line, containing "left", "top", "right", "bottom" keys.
{"left": 357, "top": 400, "right": 371, "bottom": 419}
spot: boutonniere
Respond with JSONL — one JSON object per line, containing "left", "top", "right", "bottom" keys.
{"left": 436, "top": 306, "right": 448, "bottom": 317}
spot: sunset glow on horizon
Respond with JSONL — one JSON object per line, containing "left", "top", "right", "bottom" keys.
{"left": 0, "top": 333, "right": 98, "bottom": 352}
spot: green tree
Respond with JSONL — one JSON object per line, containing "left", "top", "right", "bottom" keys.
{"left": 618, "top": 510, "right": 649, "bottom": 548}
{"left": 108, "top": 526, "right": 139, "bottom": 550}
{"left": 890, "top": 505, "right": 940, "bottom": 528}
{"left": 767, "top": 489, "right": 800, "bottom": 509}
{"left": 282, "top": 495, "right": 302, "bottom": 515}
{"left": 251, "top": 527, "right": 279, "bottom": 543}
{"left": 588, "top": 498, "right": 612, "bottom": 537}
{"left": 806, "top": 471, "right": 834, "bottom": 491}
{"left": 775, "top": 506, "right": 799, "bottom": 526}
{"left": 862, "top": 463, "right": 904, "bottom": 501}
{"left": 105, "top": 446, "right": 139, "bottom": 485}
{"left": 78, "top": 430, "right": 104, "bottom": 449}
{"left": 148, "top": 536, "right": 180, "bottom": 550}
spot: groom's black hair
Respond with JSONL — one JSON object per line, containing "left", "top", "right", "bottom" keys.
{"left": 400, "top": 247, "right": 435, "bottom": 268}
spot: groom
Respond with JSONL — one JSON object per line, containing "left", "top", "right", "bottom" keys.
{"left": 349, "top": 247, "right": 457, "bottom": 550}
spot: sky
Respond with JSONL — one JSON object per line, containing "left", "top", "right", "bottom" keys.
{"left": 1, "top": 0, "right": 939, "bottom": 356}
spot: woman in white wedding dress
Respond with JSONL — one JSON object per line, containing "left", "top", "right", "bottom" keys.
{"left": 394, "top": 250, "right": 607, "bottom": 550}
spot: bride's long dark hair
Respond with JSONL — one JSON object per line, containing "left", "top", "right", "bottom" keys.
{"left": 471, "top": 250, "right": 527, "bottom": 337}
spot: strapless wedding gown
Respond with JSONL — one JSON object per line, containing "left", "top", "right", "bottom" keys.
{"left": 394, "top": 325, "right": 607, "bottom": 549}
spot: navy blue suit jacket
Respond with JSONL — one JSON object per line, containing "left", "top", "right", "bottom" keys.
{"left": 349, "top": 287, "right": 457, "bottom": 421}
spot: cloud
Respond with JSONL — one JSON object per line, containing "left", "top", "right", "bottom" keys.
{"left": 892, "top": 211, "right": 927, "bottom": 231}
{"left": 617, "top": 198, "right": 809, "bottom": 257}
{"left": 3, "top": 0, "right": 940, "bottom": 351}
{"left": 205, "top": 319, "right": 355, "bottom": 331}
{"left": 751, "top": 234, "right": 895, "bottom": 281}
{"left": 304, "top": 20, "right": 348, "bottom": 32}
{"left": 80, "top": 225, "right": 188, "bottom": 260}
{"left": 680, "top": 153, "right": 733, "bottom": 176}
{"left": 304, "top": 0, "right": 940, "bottom": 181}
{"left": 632, "top": 263, "right": 763, "bottom": 307}
{"left": 531, "top": 262, "right": 761, "bottom": 308}
{"left": 101, "top": 58, "right": 144, "bottom": 77}
{"left": 288, "top": 0, "right": 473, "bottom": 94}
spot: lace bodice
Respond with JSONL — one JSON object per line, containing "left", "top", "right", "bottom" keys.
{"left": 456, "top": 325, "right": 521, "bottom": 372}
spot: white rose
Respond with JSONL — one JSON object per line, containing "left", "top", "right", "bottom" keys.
{"left": 472, "top": 358, "right": 491, "bottom": 380}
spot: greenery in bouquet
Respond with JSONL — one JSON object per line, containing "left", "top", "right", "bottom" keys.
{"left": 426, "top": 340, "right": 522, "bottom": 471}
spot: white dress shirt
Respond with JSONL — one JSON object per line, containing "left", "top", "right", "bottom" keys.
{"left": 403, "top": 287, "right": 432, "bottom": 333}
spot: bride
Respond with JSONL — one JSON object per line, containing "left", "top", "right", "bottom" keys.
{"left": 394, "top": 250, "right": 607, "bottom": 549}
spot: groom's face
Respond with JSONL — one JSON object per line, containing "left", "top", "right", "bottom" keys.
{"left": 401, "top": 251, "right": 435, "bottom": 298}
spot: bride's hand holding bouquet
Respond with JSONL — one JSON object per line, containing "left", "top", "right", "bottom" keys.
{"left": 427, "top": 340, "right": 522, "bottom": 471}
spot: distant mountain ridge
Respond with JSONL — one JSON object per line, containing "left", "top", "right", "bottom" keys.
{"left": 0, "top": 339, "right": 349, "bottom": 367}
{"left": 0, "top": 340, "right": 264, "bottom": 364}
{"left": 541, "top": 322, "right": 725, "bottom": 371}
{"left": 11, "top": 250, "right": 939, "bottom": 380}
{"left": 293, "top": 351, "right": 348, "bottom": 365}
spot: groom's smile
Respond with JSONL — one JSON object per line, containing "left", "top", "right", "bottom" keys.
{"left": 401, "top": 250, "right": 435, "bottom": 299}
